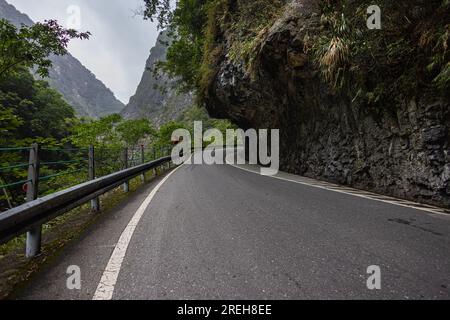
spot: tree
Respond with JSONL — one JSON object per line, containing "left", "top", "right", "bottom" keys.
{"left": 143, "top": 0, "right": 210, "bottom": 91}
{"left": 68, "top": 114, "right": 123, "bottom": 149}
{"left": 0, "top": 19, "right": 90, "bottom": 78}
{"left": 67, "top": 115, "right": 158, "bottom": 178}
{"left": 116, "top": 119, "right": 157, "bottom": 147}
{"left": 0, "top": 67, "right": 79, "bottom": 209}
{"left": 69, "top": 115, "right": 158, "bottom": 150}
{"left": 142, "top": 0, "right": 172, "bottom": 28}
{"left": 32, "top": 80, "right": 75, "bottom": 138}
{"left": 0, "top": 19, "right": 90, "bottom": 210}
{"left": 0, "top": 104, "right": 22, "bottom": 145}
{"left": 0, "top": 68, "right": 75, "bottom": 141}
{"left": 154, "top": 120, "right": 188, "bottom": 148}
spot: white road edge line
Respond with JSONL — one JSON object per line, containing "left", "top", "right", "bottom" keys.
{"left": 229, "top": 163, "right": 449, "bottom": 217}
{"left": 92, "top": 164, "right": 185, "bottom": 300}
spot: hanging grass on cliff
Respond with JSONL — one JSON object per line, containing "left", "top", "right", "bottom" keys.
{"left": 142, "top": 0, "right": 449, "bottom": 109}
{"left": 311, "top": 0, "right": 450, "bottom": 107}
{"left": 142, "top": 0, "right": 286, "bottom": 101}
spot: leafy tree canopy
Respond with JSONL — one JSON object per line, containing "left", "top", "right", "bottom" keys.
{"left": 117, "top": 119, "right": 158, "bottom": 146}
{"left": 142, "top": 0, "right": 449, "bottom": 106}
{"left": 68, "top": 114, "right": 157, "bottom": 150}
{"left": 143, "top": 0, "right": 210, "bottom": 92}
{"left": 0, "top": 19, "right": 90, "bottom": 79}
{"left": 0, "top": 67, "right": 75, "bottom": 144}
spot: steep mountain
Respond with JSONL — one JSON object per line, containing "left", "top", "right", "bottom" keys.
{"left": 121, "top": 31, "right": 193, "bottom": 127}
{"left": 0, "top": 0, "right": 124, "bottom": 118}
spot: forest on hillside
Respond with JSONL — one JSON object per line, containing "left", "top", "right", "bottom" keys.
{"left": 0, "top": 17, "right": 233, "bottom": 211}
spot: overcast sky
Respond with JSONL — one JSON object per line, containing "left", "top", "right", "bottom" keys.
{"left": 7, "top": 0, "right": 160, "bottom": 104}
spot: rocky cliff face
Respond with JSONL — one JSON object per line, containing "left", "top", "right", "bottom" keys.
{"left": 205, "top": 0, "right": 450, "bottom": 207}
{"left": 40, "top": 54, "right": 124, "bottom": 118}
{"left": 121, "top": 31, "right": 193, "bottom": 127}
{"left": 0, "top": 0, "right": 124, "bottom": 118}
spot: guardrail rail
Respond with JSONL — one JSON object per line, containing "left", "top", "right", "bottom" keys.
{"left": 0, "top": 144, "right": 174, "bottom": 257}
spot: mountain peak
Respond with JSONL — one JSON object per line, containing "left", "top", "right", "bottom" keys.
{"left": 121, "top": 31, "right": 193, "bottom": 126}
{"left": 0, "top": 0, "right": 124, "bottom": 118}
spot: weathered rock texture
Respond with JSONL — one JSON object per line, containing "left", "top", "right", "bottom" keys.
{"left": 205, "top": 0, "right": 450, "bottom": 207}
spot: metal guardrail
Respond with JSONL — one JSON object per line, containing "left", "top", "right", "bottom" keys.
{"left": 0, "top": 155, "right": 172, "bottom": 255}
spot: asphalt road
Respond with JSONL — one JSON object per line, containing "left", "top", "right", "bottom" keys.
{"left": 18, "top": 162, "right": 450, "bottom": 299}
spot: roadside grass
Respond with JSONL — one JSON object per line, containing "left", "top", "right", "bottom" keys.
{"left": 0, "top": 166, "right": 169, "bottom": 299}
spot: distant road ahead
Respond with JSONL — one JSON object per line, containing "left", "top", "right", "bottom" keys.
{"left": 20, "top": 161, "right": 450, "bottom": 299}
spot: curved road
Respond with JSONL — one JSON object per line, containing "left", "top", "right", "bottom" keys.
{"left": 19, "top": 161, "right": 450, "bottom": 299}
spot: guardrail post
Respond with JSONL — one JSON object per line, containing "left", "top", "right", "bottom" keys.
{"left": 123, "top": 147, "right": 129, "bottom": 192}
{"left": 166, "top": 147, "right": 171, "bottom": 169}
{"left": 168, "top": 146, "right": 172, "bottom": 169}
{"left": 140, "top": 145, "right": 146, "bottom": 183}
{"left": 153, "top": 148, "right": 157, "bottom": 177}
{"left": 26, "top": 143, "right": 41, "bottom": 258}
{"left": 89, "top": 146, "right": 100, "bottom": 212}
{"left": 160, "top": 146, "right": 164, "bottom": 171}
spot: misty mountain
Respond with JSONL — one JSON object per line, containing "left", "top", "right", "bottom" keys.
{"left": 0, "top": 0, "right": 124, "bottom": 118}
{"left": 121, "top": 31, "right": 193, "bottom": 127}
